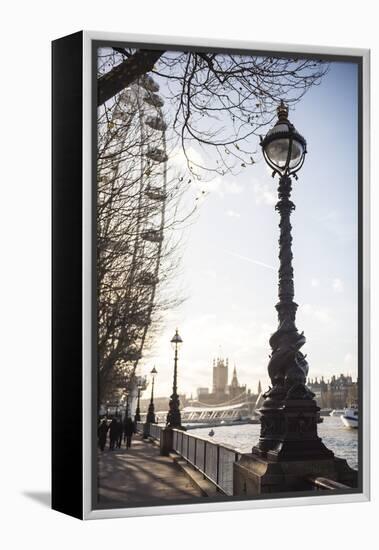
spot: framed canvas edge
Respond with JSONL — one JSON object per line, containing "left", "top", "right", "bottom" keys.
{"left": 81, "top": 30, "right": 370, "bottom": 520}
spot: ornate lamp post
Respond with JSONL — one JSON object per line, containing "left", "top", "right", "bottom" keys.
{"left": 233, "top": 102, "right": 356, "bottom": 495}
{"left": 134, "top": 383, "right": 142, "bottom": 422}
{"left": 166, "top": 329, "right": 183, "bottom": 429}
{"left": 253, "top": 101, "right": 333, "bottom": 461}
{"left": 146, "top": 367, "right": 157, "bottom": 423}
{"left": 123, "top": 391, "right": 130, "bottom": 423}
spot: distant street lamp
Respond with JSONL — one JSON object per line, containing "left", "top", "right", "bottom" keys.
{"left": 135, "top": 384, "right": 142, "bottom": 422}
{"left": 146, "top": 367, "right": 158, "bottom": 423}
{"left": 124, "top": 391, "right": 130, "bottom": 421}
{"left": 253, "top": 101, "right": 333, "bottom": 460}
{"left": 166, "top": 329, "right": 183, "bottom": 429}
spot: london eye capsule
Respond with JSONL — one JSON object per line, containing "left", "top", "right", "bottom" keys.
{"left": 145, "top": 185, "right": 167, "bottom": 201}
{"left": 145, "top": 115, "right": 167, "bottom": 132}
{"left": 143, "top": 92, "right": 165, "bottom": 108}
{"left": 140, "top": 75, "right": 160, "bottom": 93}
{"left": 141, "top": 228, "right": 164, "bottom": 243}
{"left": 137, "top": 271, "right": 159, "bottom": 286}
{"left": 146, "top": 147, "right": 168, "bottom": 163}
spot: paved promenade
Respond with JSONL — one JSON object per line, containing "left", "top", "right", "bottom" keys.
{"left": 97, "top": 434, "right": 202, "bottom": 507}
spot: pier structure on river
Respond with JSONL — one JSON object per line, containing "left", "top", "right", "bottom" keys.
{"left": 136, "top": 391, "right": 265, "bottom": 428}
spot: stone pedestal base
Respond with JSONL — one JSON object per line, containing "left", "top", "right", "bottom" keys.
{"left": 233, "top": 454, "right": 357, "bottom": 495}
{"left": 253, "top": 398, "right": 334, "bottom": 461}
{"left": 160, "top": 427, "right": 174, "bottom": 456}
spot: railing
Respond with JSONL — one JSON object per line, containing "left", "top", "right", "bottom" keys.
{"left": 136, "top": 421, "right": 144, "bottom": 433}
{"left": 172, "top": 429, "right": 240, "bottom": 496}
{"left": 135, "top": 421, "right": 162, "bottom": 441}
{"left": 307, "top": 476, "right": 351, "bottom": 491}
{"left": 149, "top": 423, "right": 163, "bottom": 440}
{"left": 135, "top": 424, "right": 349, "bottom": 496}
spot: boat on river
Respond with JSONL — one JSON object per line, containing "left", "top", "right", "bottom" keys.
{"left": 330, "top": 408, "right": 345, "bottom": 417}
{"left": 341, "top": 405, "right": 358, "bottom": 429}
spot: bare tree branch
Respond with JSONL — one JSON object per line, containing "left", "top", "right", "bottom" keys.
{"left": 98, "top": 49, "right": 164, "bottom": 106}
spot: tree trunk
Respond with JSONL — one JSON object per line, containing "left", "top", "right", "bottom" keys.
{"left": 97, "top": 49, "right": 165, "bottom": 106}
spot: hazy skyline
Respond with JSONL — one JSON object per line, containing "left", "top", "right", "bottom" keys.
{"left": 139, "top": 60, "right": 358, "bottom": 399}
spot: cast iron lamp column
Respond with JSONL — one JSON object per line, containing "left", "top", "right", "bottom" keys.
{"left": 146, "top": 367, "right": 157, "bottom": 423}
{"left": 166, "top": 329, "right": 183, "bottom": 429}
{"left": 253, "top": 101, "right": 333, "bottom": 461}
{"left": 134, "top": 385, "right": 142, "bottom": 422}
{"left": 122, "top": 391, "right": 130, "bottom": 424}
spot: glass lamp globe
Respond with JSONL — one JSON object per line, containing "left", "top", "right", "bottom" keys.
{"left": 261, "top": 101, "right": 307, "bottom": 176}
{"left": 170, "top": 329, "right": 183, "bottom": 349}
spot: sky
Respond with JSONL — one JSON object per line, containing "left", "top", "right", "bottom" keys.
{"left": 138, "top": 60, "right": 359, "bottom": 399}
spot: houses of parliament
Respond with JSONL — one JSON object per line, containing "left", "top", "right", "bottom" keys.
{"left": 194, "top": 356, "right": 260, "bottom": 406}
{"left": 191, "top": 357, "right": 357, "bottom": 411}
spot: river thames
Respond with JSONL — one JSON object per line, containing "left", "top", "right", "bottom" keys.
{"left": 190, "top": 415, "right": 358, "bottom": 470}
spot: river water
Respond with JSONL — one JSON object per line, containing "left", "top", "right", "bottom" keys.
{"left": 190, "top": 416, "right": 358, "bottom": 470}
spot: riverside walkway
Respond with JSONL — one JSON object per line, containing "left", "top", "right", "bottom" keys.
{"left": 97, "top": 434, "right": 202, "bottom": 507}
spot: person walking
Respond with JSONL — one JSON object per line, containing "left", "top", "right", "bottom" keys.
{"left": 116, "top": 417, "right": 123, "bottom": 449}
{"left": 98, "top": 418, "right": 109, "bottom": 452}
{"left": 108, "top": 417, "right": 119, "bottom": 451}
{"left": 124, "top": 416, "right": 136, "bottom": 449}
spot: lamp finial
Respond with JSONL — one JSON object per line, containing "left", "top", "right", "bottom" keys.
{"left": 277, "top": 100, "right": 288, "bottom": 121}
